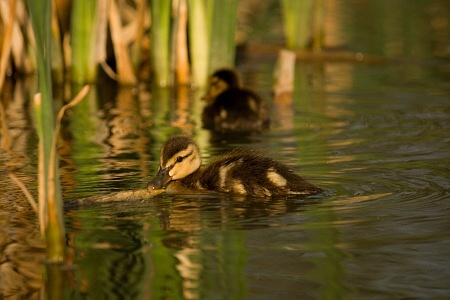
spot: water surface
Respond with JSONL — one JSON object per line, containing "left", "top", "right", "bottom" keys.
{"left": 1, "top": 0, "right": 450, "bottom": 299}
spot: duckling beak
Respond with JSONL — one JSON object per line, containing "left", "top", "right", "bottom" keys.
{"left": 148, "top": 167, "right": 171, "bottom": 190}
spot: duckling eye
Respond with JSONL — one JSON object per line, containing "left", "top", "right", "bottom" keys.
{"left": 176, "top": 156, "right": 184, "bottom": 163}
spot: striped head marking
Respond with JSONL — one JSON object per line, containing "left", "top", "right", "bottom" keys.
{"left": 160, "top": 136, "right": 201, "bottom": 180}
{"left": 149, "top": 136, "right": 201, "bottom": 190}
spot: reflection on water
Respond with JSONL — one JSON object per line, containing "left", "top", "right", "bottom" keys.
{"left": 2, "top": 0, "right": 450, "bottom": 298}
{"left": 64, "top": 195, "right": 326, "bottom": 299}
{"left": 0, "top": 198, "right": 44, "bottom": 298}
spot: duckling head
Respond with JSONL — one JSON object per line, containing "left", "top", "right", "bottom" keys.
{"left": 203, "top": 69, "right": 242, "bottom": 103}
{"left": 148, "top": 136, "right": 201, "bottom": 190}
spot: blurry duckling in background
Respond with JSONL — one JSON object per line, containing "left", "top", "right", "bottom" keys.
{"left": 148, "top": 135, "right": 322, "bottom": 197}
{"left": 202, "top": 69, "right": 270, "bottom": 133}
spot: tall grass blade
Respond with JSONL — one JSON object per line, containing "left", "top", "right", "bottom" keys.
{"left": 150, "top": 0, "right": 172, "bottom": 87}
{"left": 187, "top": 0, "right": 210, "bottom": 87}
{"left": 208, "top": 0, "right": 238, "bottom": 72}
{"left": 281, "top": 0, "right": 313, "bottom": 50}
{"left": 108, "top": 0, "right": 137, "bottom": 84}
{"left": 27, "top": 0, "right": 65, "bottom": 263}
{"left": 131, "top": 0, "right": 148, "bottom": 70}
{"left": 71, "top": 0, "right": 107, "bottom": 83}
{"left": 312, "top": 0, "right": 324, "bottom": 53}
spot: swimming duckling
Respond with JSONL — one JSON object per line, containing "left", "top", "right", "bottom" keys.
{"left": 202, "top": 69, "right": 270, "bottom": 133}
{"left": 148, "top": 135, "right": 322, "bottom": 197}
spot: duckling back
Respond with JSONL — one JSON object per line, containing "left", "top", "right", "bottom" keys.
{"left": 198, "top": 150, "right": 322, "bottom": 197}
{"left": 202, "top": 88, "right": 269, "bottom": 132}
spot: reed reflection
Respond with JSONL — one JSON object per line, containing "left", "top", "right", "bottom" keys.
{"left": 59, "top": 84, "right": 156, "bottom": 195}
{"left": 0, "top": 79, "right": 44, "bottom": 299}
{"left": 147, "top": 195, "right": 320, "bottom": 299}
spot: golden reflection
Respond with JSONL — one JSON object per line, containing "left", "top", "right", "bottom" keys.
{"left": 324, "top": 0, "right": 343, "bottom": 48}
{"left": 0, "top": 205, "right": 45, "bottom": 298}
{"left": 273, "top": 49, "right": 295, "bottom": 132}
{"left": 273, "top": 92, "right": 295, "bottom": 131}
{"left": 0, "top": 98, "right": 11, "bottom": 154}
{"left": 162, "top": 200, "right": 203, "bottom": 232}
{"left": 59, "top": 85, "right": 154, "bottom": 188}
{"left": 332, "top": 193, "right": 393, "bottom": 207}
{"left": 105, "top": 87, "right": 151, "bottom": 157}
{"left": 324, "top": 64, "right": 354, "bottom": 94}
{"left": 0, "top": 79, "right": 45, "bottom": 298}
{"left": 0, "top": 79, "right": 34, "bottom": 161}
{"left": 171, "top": 85, "right": 195, "bottom": 134}
{"left": 175, "top": 247, "right": 202, "bottom": 300}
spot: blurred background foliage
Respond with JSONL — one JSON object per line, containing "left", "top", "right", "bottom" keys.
{"left": 0, "top": 0, "right": 322, "bottom": 88}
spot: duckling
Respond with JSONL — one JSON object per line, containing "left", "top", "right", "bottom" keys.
{"left": 202, "top": 69, "right": 270, "bottom": 133}
{"left": 148, "top": 135, "right": 322, "bottom": 197}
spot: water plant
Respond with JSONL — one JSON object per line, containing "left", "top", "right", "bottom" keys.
{"left": 70, "top": 0, "right": 106, "bottom": 83}
{"left": 27, "top": 0, "right": 66, "bottom": 263}
{"left": 26, "top": 0, "right": 88, "bottom": 266}
{"left": 151, "top": 0, "right": 172, "bottom": 86}
{"left": 281, "top": 0, "right": 314, "bottom": 50}
{"left": 208, "top": 0, "right": 238, "bottom": 72}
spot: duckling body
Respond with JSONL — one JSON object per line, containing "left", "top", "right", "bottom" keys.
{"left": 148, "top": 136, "right": 322, "bottom": 197}
{"left": 202, "top": 69, "right": 270, "bottom": 133}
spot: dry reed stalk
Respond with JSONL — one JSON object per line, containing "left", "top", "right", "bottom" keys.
{"left": 131, "top": 0, "right": 148, "bottom": 69}
{"left": 94, "top": 0, "right": 108, "bottom": 74}
{"left": 108, "top": 0, "right": 137, "bottom": 84}
{"left": 0, "top": 0, "right": 35, "bottom": 75}
{"left": 50, "top": 0, "right": 64, "bottom": 82}
{"left": 8, "top": 172, "right": 38, "bottom": 213}
{"left": 1, "top": 86, "right": 38, "bottom": 212}
{"left": 273, "top": 49, "right": 296, "bottom": 105}
{"left": 187, "top": 0, "right": 209, "bottom": 87}
{"left": 51, "top": 85, "right": 90, "bottom": 158}
{"left": 175, "top": 0, "right": 190, "bottom": 85}
{"left": 0, "top": 99, "right": 12, "bottom": 153}
{"left": 34, "top": 94, "right": 47, "bottom": 237}
{"left": 0, "top": 0, "right": 15, "bottom": 93}
{"left": 31, "top": 86, "right": 88, "bottom": 245}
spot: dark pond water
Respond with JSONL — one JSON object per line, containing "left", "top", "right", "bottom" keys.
{"left": 1, "top": 1, "right": 450, "bottom": 299}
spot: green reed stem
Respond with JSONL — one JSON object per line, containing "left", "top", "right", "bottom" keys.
{"left": 188, "top": 0, "right": 210, "bottom": 87}
{"left": 208, "top": 0, "right": 238, "bottom": 72}
{"left": 71, "top": 0, "right": 100, "bottom": 83}
{"left": 26, "top": 0, "right": 65, "bottom": 263}
{"left": 312, "top": 0, "right": 324, "bottom": 53}
{"left": 281, "top": 0, "right": 313, "bottom": 50}
{"left": 50, "top": 4, "right": 64, "bottom": 84}
{"left": 150, "top": 0, "right": 172, "bottom": 87}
